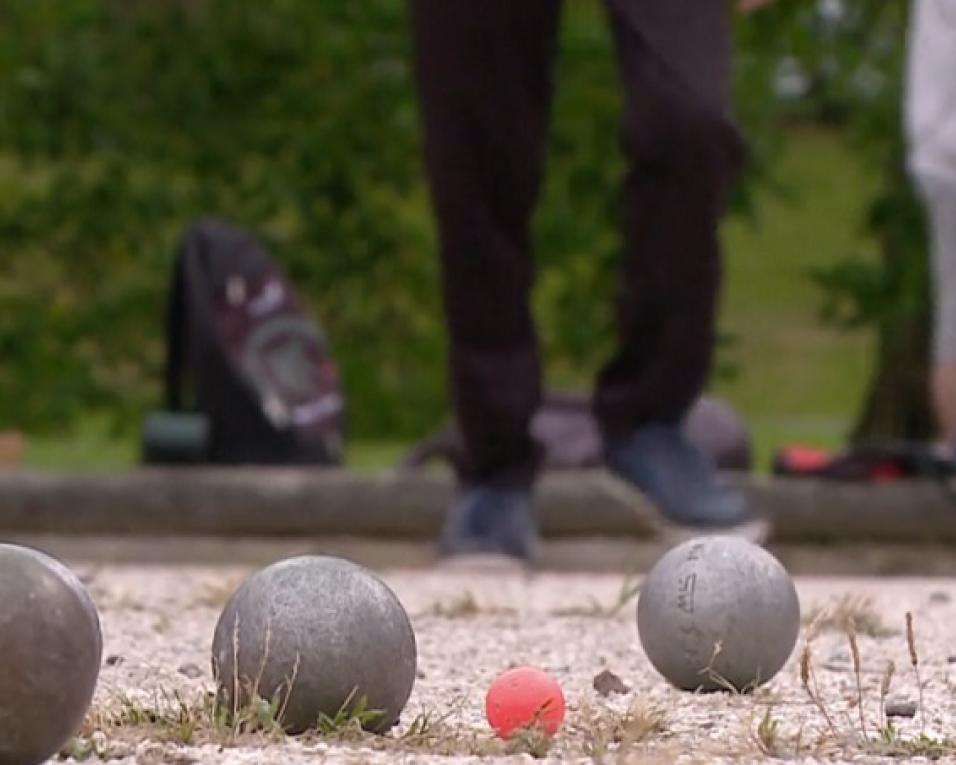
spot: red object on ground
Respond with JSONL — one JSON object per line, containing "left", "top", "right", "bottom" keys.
{"left": 869, "top": 462, "right": 905, "bottom": 481}
{"left": 778, "top": 445, "right": 830, "bottom": 473}
{"left": 485, "top": 666, "right": 566, "bottom": 739}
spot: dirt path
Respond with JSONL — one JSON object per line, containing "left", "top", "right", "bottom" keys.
{"left": 53, "top": 561, "right": 956, "bottom": 764}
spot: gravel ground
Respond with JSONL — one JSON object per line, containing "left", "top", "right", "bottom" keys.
{"left": 50, "top": 559, "right": 956, "bottom": 765}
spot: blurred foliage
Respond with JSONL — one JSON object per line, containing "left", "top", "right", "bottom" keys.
{"left": 741, "top": 0, "right": 931, "bottom": 438}
{"left": 0, "top": 0, "right": 924, "bottom": 439}
{"left": 0, "top": 0, "right": 438, "bottom": 436}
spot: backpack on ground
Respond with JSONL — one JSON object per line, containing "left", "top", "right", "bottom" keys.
{"left": 143, "top": 218, "right": 344, "bottom": 465}
{"left": 398, "top": 393, "right": 752, "bottom": 475}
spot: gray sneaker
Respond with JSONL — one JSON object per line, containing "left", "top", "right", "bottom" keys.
{"left": 438, "top": 486, "right": 537, "bottom": 564}
{"left": 605, "top": 424, "right": 769, "bottom": 544}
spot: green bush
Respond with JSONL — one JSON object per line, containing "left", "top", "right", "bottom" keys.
{"left": 0, "top": 0, "right": 634, "bottom": 438}
{"left": 0, "top": 0, "right": 438, "bottom": 436}
{"left": 2, "top": 0, "right": 881, "bottom": 440}
{"left": 741, "top": 0, "right": 931, "bottom": 439}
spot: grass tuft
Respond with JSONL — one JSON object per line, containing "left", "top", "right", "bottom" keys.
{"left": 550, "top": 571, "right": 642, "bottom": 618}
{"left": 421, "top": 591, "right": 517, "bottom": 619}
{"left": 577, "top": 698, "right": 668, "bottom": 759}
{"left": 803, "top": 593, "right": 895, "bottom": 638}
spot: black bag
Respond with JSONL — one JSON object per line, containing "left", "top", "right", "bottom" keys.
{"left": 145, "top": 218, "right": 344, "bottom": 465}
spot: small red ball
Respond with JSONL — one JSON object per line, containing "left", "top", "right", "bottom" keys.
{"left": 485, "top": 666, "right": 566, "bottom": 739}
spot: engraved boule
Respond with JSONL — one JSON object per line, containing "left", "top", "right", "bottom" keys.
{"left": 637, "top": 536, "right": 800, "bottom": 692}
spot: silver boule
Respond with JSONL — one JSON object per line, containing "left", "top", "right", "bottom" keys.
{"left": 212, "top": 555, "right": 416, "bottom": 733}
{"left": 637, "top": 536, "right": 800, "bottom": 692}
{"left": 0, "top": 544, "right": 102, "bottom": 765}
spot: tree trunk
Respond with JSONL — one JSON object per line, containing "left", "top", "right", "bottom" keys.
{"left": 852, "top": 308, "right": 933, "bottom": 442}
{"left": 851, "top": 160, "right": 933, "bottom": 442}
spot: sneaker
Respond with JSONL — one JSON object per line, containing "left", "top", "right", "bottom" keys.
{"left": 438, "top": 486, "right": 537, "bottom": 566}
{"left": 605, "top": 423, "right": 769, "bottom": 544}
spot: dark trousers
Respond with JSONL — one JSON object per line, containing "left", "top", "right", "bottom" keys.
{"left": 410, "top": 0, "right": 745, "bottom": 488}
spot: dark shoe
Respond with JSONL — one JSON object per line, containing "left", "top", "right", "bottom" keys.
{"left": 439, "top": 486, "right": 537, "bottom": 563}
{"left": 605, "top": 424, "right": 769, "bottom": 543}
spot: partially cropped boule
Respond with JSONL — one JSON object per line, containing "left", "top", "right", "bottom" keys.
{"left": 0, "top": 544, "right": 102, "bottom": 765}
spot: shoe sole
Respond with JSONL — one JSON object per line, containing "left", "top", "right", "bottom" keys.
{"left": 597, "top": 472, "right": 773, "bottom": 547}
{"left": 655, "top": 517, "right": 771, "bottom": 548}
{"left": 433, "top": 553, "right": 531, "bottom": 575}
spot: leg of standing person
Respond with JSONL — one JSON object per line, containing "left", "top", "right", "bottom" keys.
{"left": 921, "top": 177, "right": 956, "bottom": 450}
{"left": 409, "top": 0, "right": 563, "bottom": 561}
{"left": 906, "top": 0, "right": 956, "bottom": 454}
{"left": 596, "top": 0, "right": 763, "bottom": 534}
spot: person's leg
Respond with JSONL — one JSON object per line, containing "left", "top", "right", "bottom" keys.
{"left": 921, "top": 176, "right": 956, "bottom": 451}
{"left": 596, "top": 0, "right": 742, "bottom": 434}
{"left": 597, "top": 0, "right": 759, "bottom": 531}
{"left": 932, "top": 364, "right": 956, "bottom": 450}
{"left": 409, "top": 0, "right": 562, "bottom": 559}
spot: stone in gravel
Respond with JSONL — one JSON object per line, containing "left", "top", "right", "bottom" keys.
{"left": 885, "top": 698, "right": 918, "bottom": 718}
{"left": 212, "top": 555, "right": 417, "bottom": 734}
{"left": 178, "top": 662, "right": 203, "bottom": 679}
{"left": 0, "top": 544, "right": 102, "bottom": 765}
{"left": 823, "top": 651, "right": 851, "bottom": 673}
{"left": 637, "top": 536, "right": 800, "bottom": 692}
{"left": 592, "top": 669, "right": 630, "bottom": 697}
{"left": 105, "top": 654, "right": 124, "bottom": 667}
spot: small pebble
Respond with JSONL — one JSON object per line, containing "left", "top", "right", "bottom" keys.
{"left": 177, "top": 662, "right": 203, "bottom": 679}
{"left": 823, "top": 651, "right": 850, "bottom": 672}
{"left": 885, "top": 699, "right": 917, "bottom": 718}
{"left": 593, "top": 669, "right": 629, "bottom": 697}
{"left": 105, "top": 654, "right": 124, "bottom": 667}
{"left": 929, "top": 591, "right": 951, "bottom": 604}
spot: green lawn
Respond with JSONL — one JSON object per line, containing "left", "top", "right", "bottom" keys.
{"left": 715, "top": 126, "right": 877, "bottom": 468}
{"left": 20, "top": 127, "right": 877, "bottom": 473}
{"left": 25, "top": 431, "right": 137, "bottom": 472}
{"left": 22, "top": 428, "right": 413, "bottom": 473}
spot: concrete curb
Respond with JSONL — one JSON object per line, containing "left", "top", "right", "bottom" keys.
{"left": 0, "top": 469, "right": 651, "bottom": 536}
{"left": 1, "top": 468, "right": 955, "bottom": 543}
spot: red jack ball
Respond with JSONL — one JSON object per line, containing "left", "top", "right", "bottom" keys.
{"left": 485, "top": 666, "right": 566, "bottom": 739}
